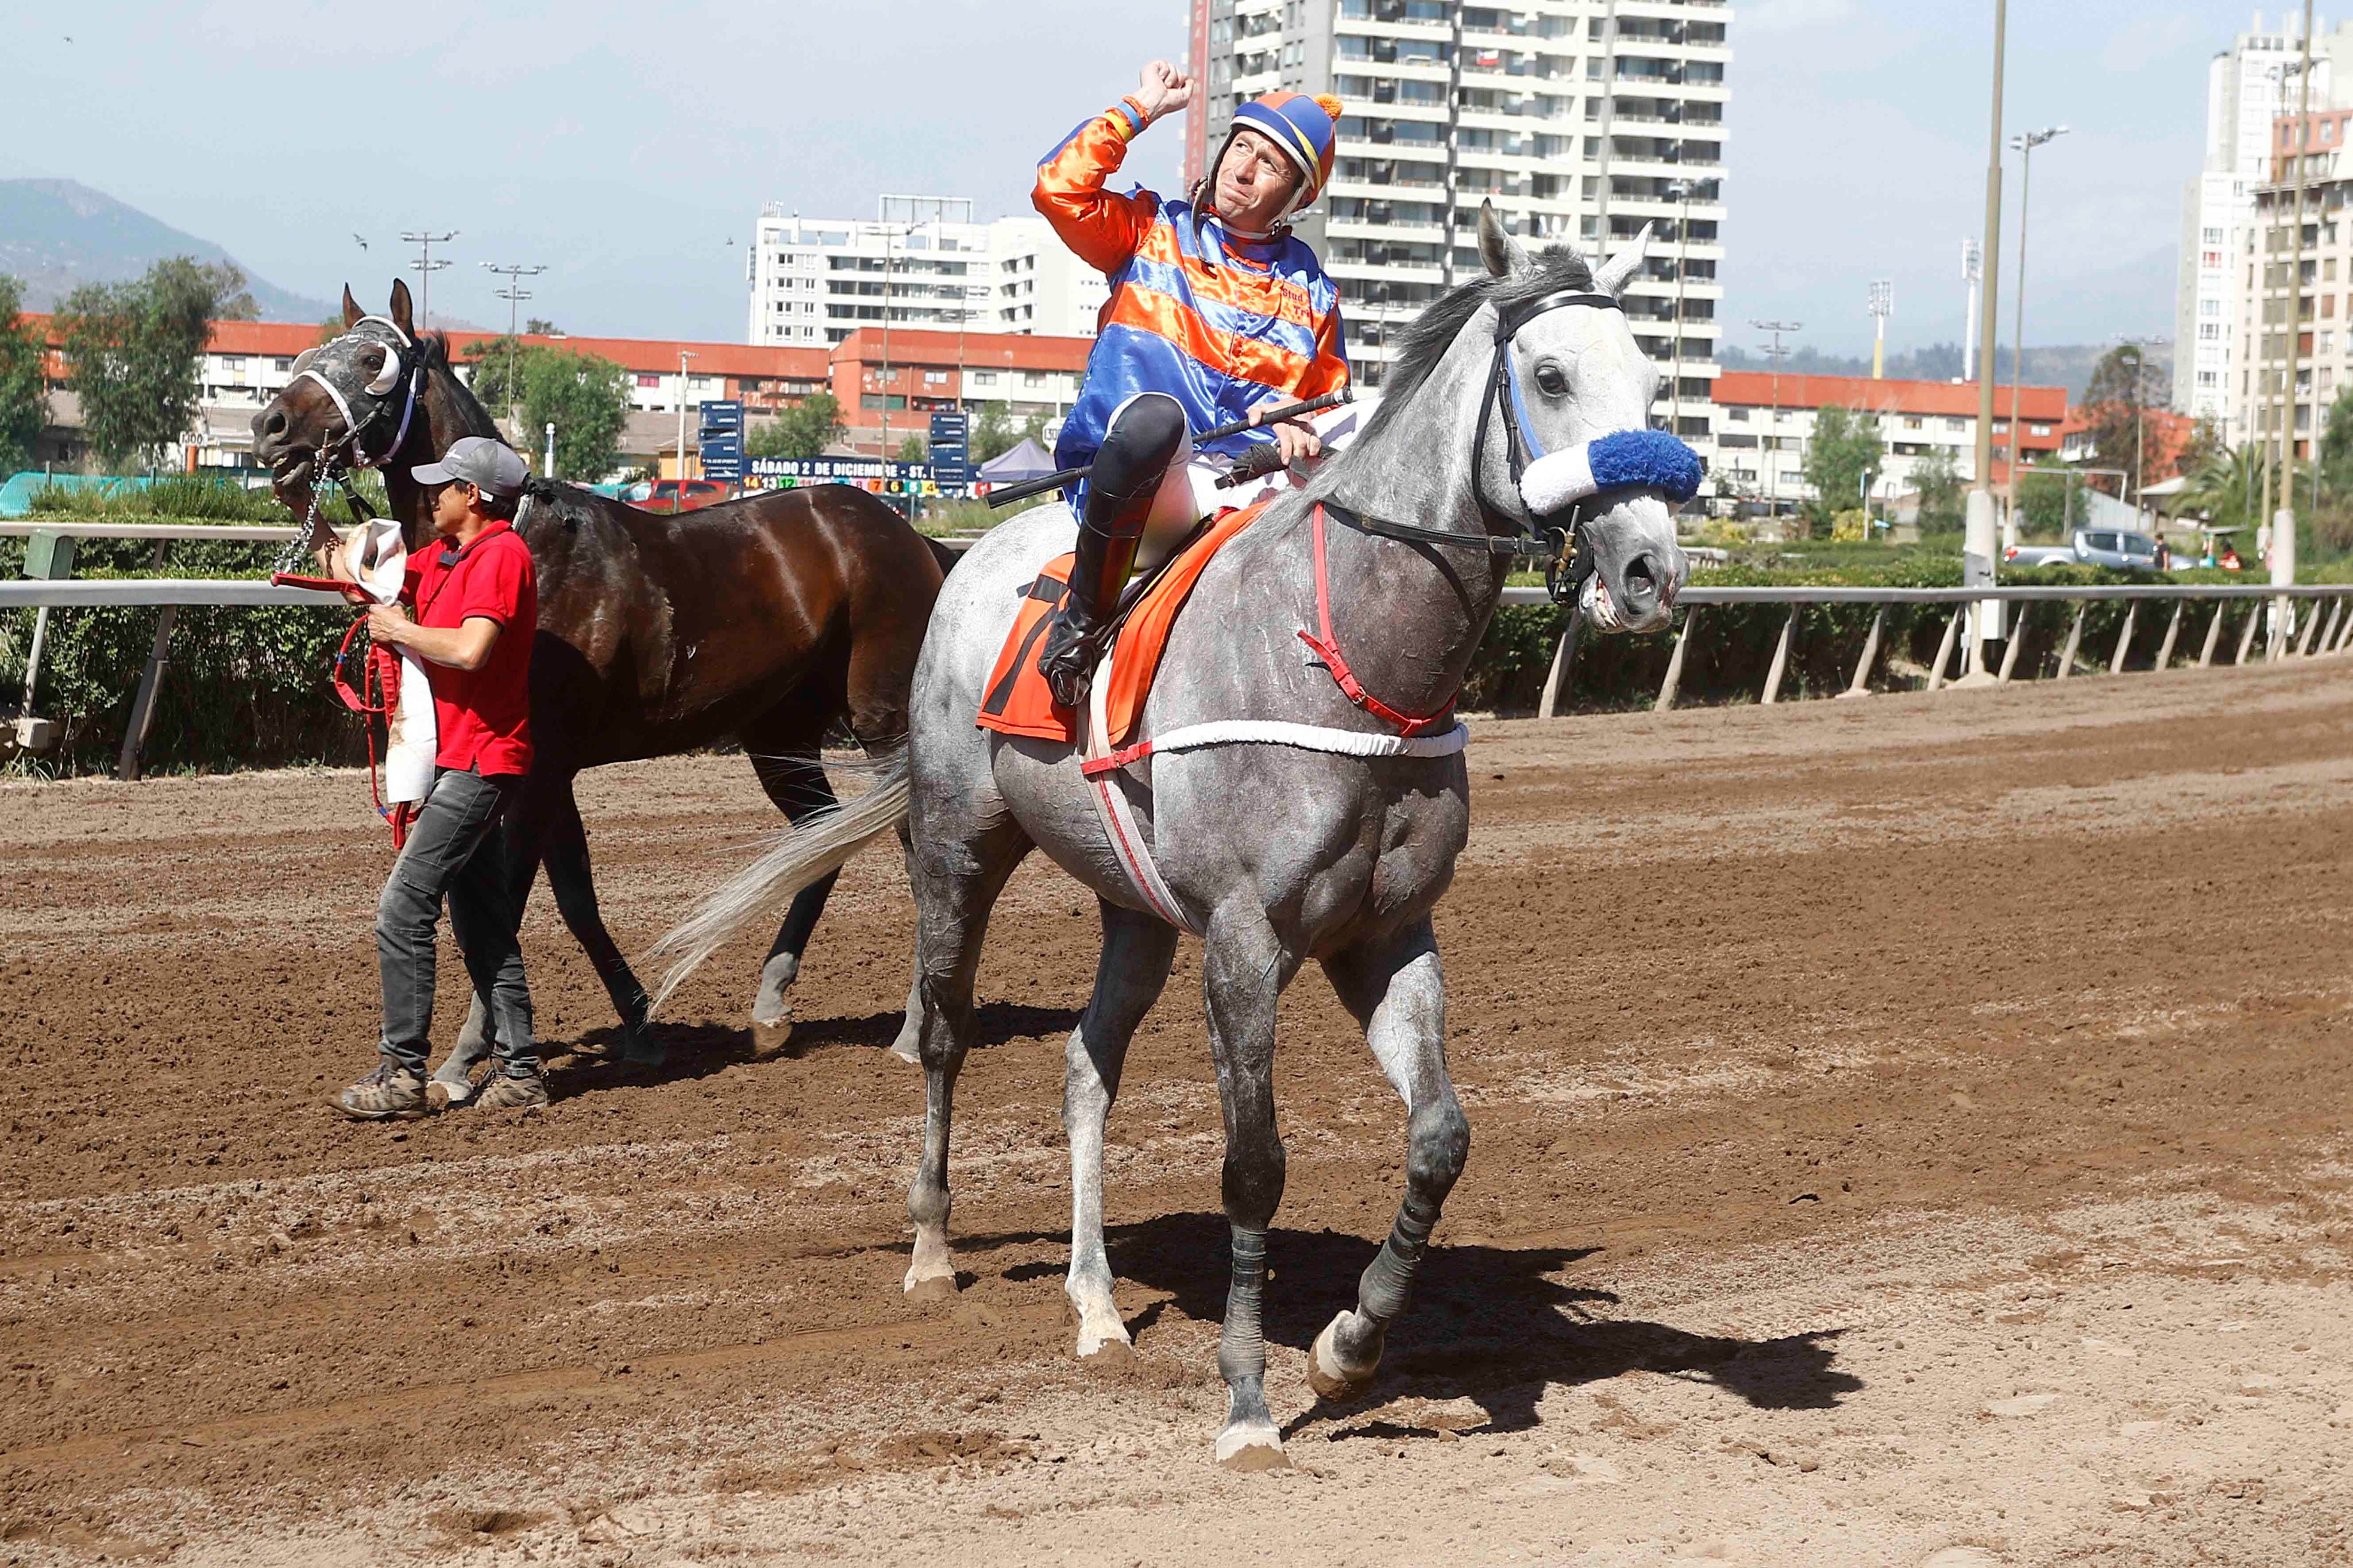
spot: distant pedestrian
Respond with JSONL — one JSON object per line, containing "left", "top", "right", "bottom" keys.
{"left": 328, "top": 435, "right": 547, "bottom": 1119}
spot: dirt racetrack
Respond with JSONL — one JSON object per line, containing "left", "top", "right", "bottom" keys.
{"left": 5, "top": 656, "right": 2353, "bottom": 1567}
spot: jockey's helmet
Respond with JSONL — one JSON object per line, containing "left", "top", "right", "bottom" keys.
{"left": 1225, "top": 92, "right": 1344, "bottom": 219}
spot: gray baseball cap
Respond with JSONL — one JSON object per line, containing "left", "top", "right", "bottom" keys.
{"left": 411, "top": 435, "right": 530, "bottom": 497}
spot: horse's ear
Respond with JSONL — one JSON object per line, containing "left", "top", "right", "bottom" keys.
{"left": 341, "top": 285, "right": 364, "bottom": 328}
{"left": 1478, "top": 200, "right": 1526, "bottom": 279}
{"left": 1594, "top": 223, "right": 1654, "bottom": 296}
{"left": 388, "top": 278, "right": 416, "bottom": 337}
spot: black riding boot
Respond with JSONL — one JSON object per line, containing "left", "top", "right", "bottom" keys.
{"left": 1038, "top": 394, "right": 1188, "bottom": 709}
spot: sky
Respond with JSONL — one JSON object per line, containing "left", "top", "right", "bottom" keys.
{"left": 0, "top": 1, "right": 2295, "bottom": 360}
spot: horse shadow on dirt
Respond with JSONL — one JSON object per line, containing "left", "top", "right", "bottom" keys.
{"left": 1001, "top": 1210, "right": 1858, "bottom": 1438}
{"left": 541, "top": 1003, "right": 1081, "bottom": 1100}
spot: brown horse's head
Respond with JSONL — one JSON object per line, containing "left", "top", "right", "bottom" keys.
{"left": 252, "top": 280, "right": 425, "bottom": 522}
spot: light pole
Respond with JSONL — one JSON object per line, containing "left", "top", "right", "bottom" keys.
{"left": 1966, "top": 0, "right": 2008, "bottom": 680}
{"left": 1748, "top": 319, "right": 1802, "bottom": 522}
{"left": 1867, "top": 279, "right": 1893, "bottom": 380}
{"left": 2274, "top": 3, "right": 2316, "bottom": 656}
{"left": 1961, "top": 239, "right": 1983, "bottom": 383}
{"left": 674, "top": 350, "right": 697, "bottom": 512}
{"left": 2113, "top": 335, "right": 2169, "bottom": 518}
{"left": 1668, "top": 183, "right": 1694, "bottom": 439}
{"left": 2005, "top": 125, "right": 2068, "bottom": 549}
{"left": 480, "top": 261, "right": 546, "bottom": 437}
{"left": 399, "top": 229, "right": 458, "bottom": 327}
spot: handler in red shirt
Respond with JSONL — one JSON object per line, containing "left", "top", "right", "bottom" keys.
{"left": 332, "top": 435, "right": 547, "bottom": 1119}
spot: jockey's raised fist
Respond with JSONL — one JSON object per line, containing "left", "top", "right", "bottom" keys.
{"left": 1135, "top": 60, "right": 1197, "bottom": 123}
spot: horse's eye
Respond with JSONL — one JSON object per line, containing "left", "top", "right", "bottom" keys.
{"left": 1534, "top": 363, "right": 1569, "bottom": 397}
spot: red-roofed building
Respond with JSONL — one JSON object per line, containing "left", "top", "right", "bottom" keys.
{"left": 1709, "top": 370, "right": 2068, "bottom": 515}
{"left": 13, "top": 314, "right": 1096, "bottom": 474}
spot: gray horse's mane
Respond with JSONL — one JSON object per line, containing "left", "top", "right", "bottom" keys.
{"left": 1352, "top": 245, "right": 1598, "bottom": 447}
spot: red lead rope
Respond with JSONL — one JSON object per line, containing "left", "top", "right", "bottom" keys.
{"left": 275, "top": 573, "right": 416, "bottom": 848}
{"left": 1295, "top": 503, "right": 1459, "bottom": 739}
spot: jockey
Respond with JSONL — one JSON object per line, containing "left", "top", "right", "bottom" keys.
{"left": 1032, "top": 61, "right": 1351, "bottom": 707}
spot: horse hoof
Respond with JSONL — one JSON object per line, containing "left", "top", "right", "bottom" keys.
{"left": 751, "top": 953, "right": 800, "bottom": 1028}
{"left": 903, "top": 1270, "right": 959, "bottom": 1303}
{"left": 1306, "top": 1318, "right": 1375, "bottom": 1403}
{"left": 1213, "top": 1423, "right": 1289, "bottom": 1472}
{"left": 1077, "top": 1332, "right": 1135, "bottom": 1365}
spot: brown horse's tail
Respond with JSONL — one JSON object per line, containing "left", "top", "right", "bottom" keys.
{"left": 642, "top": 746, "right": 909, "bottom": 1017}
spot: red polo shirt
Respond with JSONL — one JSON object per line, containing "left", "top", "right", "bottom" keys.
{"left": 403, "top": 519, "right": 536, "bottom": 775}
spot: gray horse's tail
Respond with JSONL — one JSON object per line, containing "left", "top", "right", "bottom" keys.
{"left": 644, "top": 746, "right": 909, "bottom": 1016}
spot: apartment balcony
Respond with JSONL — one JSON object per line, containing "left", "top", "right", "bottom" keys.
{"left": 1329, "top": 218, "right": 1446, "bottom": 244}
{"left": 1328, "top": 257, "right": 1444, "bottom": 287}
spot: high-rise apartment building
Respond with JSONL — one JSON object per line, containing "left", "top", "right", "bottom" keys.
{"left": 2178, "top": 12, "right": 2353, "bottom": 432}
{"left": 748, "top": 198, "right": 1109, "bottom": 347}
{"left": 1187, "top": 0, "right": 1729, "bottom": 458}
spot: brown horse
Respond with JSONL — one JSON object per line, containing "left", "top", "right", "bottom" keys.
{"left": 252, "top": 280, "right": 944, "bottom": 1066}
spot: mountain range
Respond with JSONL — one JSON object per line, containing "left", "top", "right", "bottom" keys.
{"left": 0, "top": 178, "right": 332, "bottom": 321}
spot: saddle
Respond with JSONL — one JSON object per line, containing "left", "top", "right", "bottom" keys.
{"left": 977, "top": 498, "right": 1272, "bottom": 747}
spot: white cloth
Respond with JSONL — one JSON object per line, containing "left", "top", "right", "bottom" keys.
{"left": 348, "top": 519, "right": 437, "bottom": 808}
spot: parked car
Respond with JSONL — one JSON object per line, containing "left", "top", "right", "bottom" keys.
{"left": 2003, "top": 528, "right": 2163, "bottom": 573}
{"left": 623, "top": 478, "right": 731, "bottom": 513}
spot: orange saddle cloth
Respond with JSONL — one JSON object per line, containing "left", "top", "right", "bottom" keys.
{"left": 977, "top": 498, "right": 1271, "bottom": 747}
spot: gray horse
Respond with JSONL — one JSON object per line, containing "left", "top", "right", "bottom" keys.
{"left": 651, "top": 205, "right": 1690, "bottom": 1468}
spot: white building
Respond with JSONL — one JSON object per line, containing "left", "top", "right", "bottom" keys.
{"left": 747, "top": 198, "right": 1108, "bottom": 347}
{"left": 2178, "top": 11, "right": 2353, "bottom": 431}
{"left": 1188, "top": 0, "right": 1729, "bottom": 461}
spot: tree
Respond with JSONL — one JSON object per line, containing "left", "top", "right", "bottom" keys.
{"left": 0, "top": 276, "right": 48, "bottom": 474}
{"left": 2016, "top": 459, "right": 2073, "bottom": 540}
{"left": 2077, "top": 345, "right": 2167, "bottom": 497}
{"left": 747, "top": 393, "right": 844, "bottom": 461}
{"left": 1799, "top": 404, "right": 1883, "bottom": 532}
{"left": 896, "top": 432, "right": 928, "bottom": 462}
{"left": 523, "top": 349, "right": 630, "bottom": 481}
{"left": 1910, "top": 445, "right": 1964, "bottom": 535}
{"left": 971, "top": 401, "right": 1018, "bottom": 464}
{"left": 458, "top": 338, "right": 629, "bottom": 476}
{"left": 57, "top": 258, "right": 254, "bottom": 469}
{"left": 524, "top": 317, "right": 560, "bottom": 336}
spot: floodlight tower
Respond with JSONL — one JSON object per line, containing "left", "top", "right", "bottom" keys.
{"left": 1960, "top": 240, "right": 1982, "bottom": 382}
{"left": 400, "top": 229, "right": 459, "bottom": 327}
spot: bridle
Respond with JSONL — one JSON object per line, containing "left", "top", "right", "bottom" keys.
{"left": 272, "top": 315, "right": 426, "bottom": 569}
{"left": 1321, "top": 285, "right": 1676, "bottom": 605}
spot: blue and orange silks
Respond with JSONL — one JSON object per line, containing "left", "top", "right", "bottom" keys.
{"left": 1035, "top": 99, "right": 1350, "bottom": 476}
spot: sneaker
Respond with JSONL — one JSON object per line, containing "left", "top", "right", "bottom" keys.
{"left": 474, "top": 1069, "right": 551, "bottom": 1111}
{"left": 334, "top": 1063, "right": 429, "bottom": 1121}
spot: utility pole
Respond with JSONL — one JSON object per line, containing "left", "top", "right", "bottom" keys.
{"left": 480, "top": 261, "right": 546, "bottom": 438}
{"left": 1748, "top": 319, "right": 1801, "bottom": 522}
{"left": 2004, "top": 126, "right": 2068, "bottom": 549}
{"left": 674, "top": 350, "right": 697, "bottom": 512}
{"left": 1966, "top": 0, "right": 2008, "bottom": 681}
{"left": 1867, "top": 280, "right": 1893, "bottom": 380}
{"left": 1961, "top": 239, "right": 1983, "bottom": 383}
{"left": 881, "top": 223, "right": 895, "bottom": 462}
{"left": 2114, "top": 335, "right": 2168, "bottom": 517}
{"left": 399, "top": 229, "right": 458, "bottom": 328}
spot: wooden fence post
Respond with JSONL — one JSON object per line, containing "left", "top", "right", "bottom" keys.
{"left": 1927, "top": 610, "right": 1962, "bottom": 692}
{"left": 1997, "top": 603, "right": 2027, "bottom": 682}
{"left": 2108, "top": 603, "right": 2138, "bottom": 675}
{"left": 2316, "top": 597, "right": 2345, "bottom": 658}
{"left": 1841, "top": 606, "right": 1885, "bottom": 697}
{"left": 1654, "top": 607, "right": 1698, "bottom": 712}
{"left": 116, "top": 539, "right": 176, "bottom": 782}
{"left": 2335, "top": 596, "right": 2353, "bottom": 653}
{"left": 1759, "top": 607, "right": 1797, "bottom": 704}
{"left": 1537, "top": 606, "right": 1584, "bottom": 720}
{"left": 2236, "top": 600, "right": 2263, "bottom": 664}
{"left": 2298, "top": 599, "right": 2325, "bottom": 656}
{"left": 2154, "top": 601, "right": 2184, "bottom": 670}
{"left": 2197, "top": 601, "right": 2225, "bottom": 667}
{"left": 2055, "top": 603, "right": 2088, "bottom": 682}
